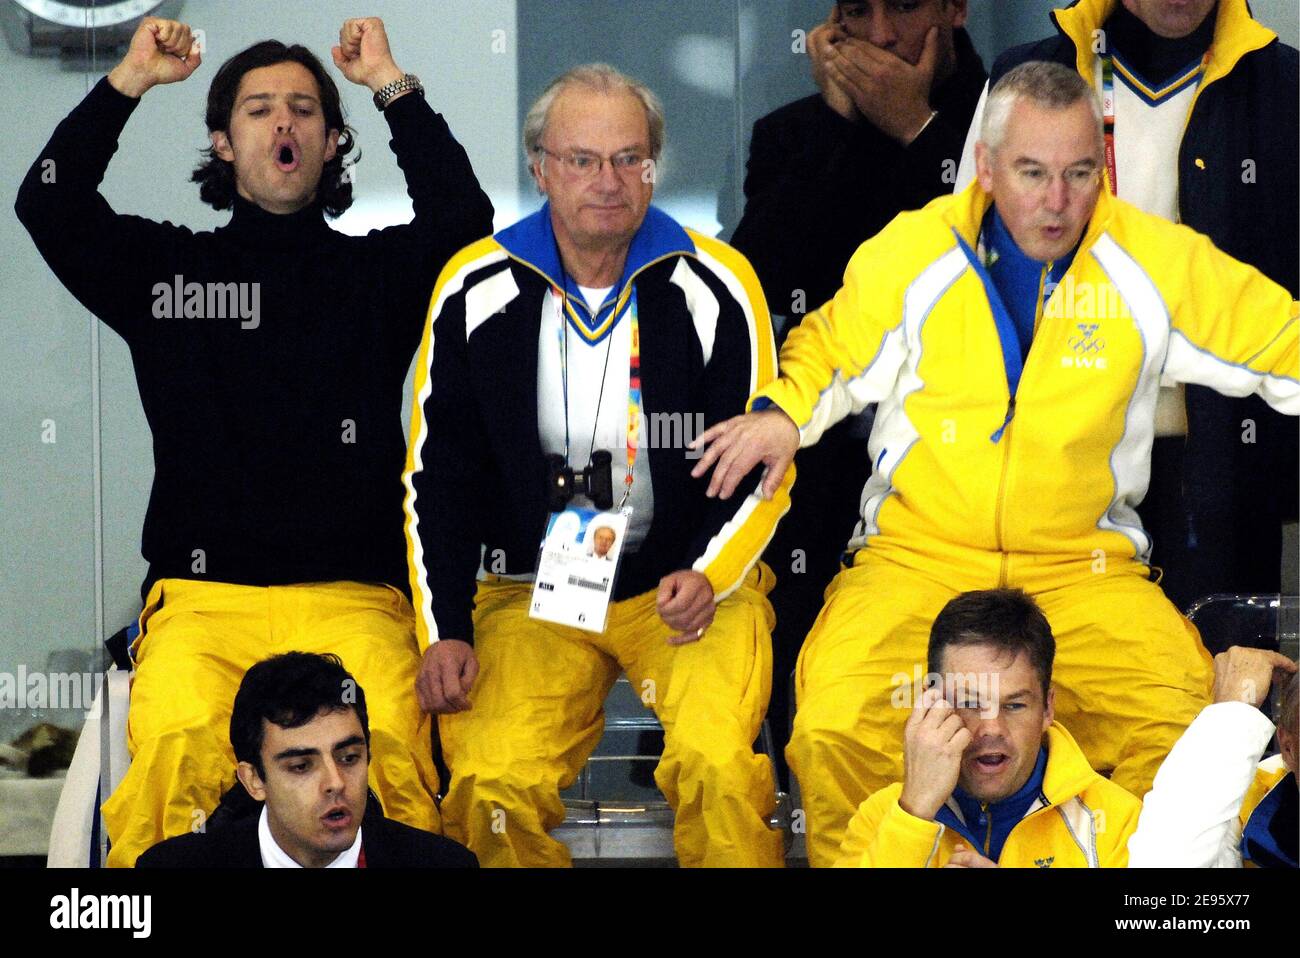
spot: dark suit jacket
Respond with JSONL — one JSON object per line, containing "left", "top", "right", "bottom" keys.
{"left": 136, "top": 806, "right": 478, "bottom": 868}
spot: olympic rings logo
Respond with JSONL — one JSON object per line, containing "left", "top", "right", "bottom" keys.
{"left": 1068, "top": 324, "right": 1106, "bottom": 354}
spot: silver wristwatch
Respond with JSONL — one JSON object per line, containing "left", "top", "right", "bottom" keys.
{"left": 373, "top": 73, "right": 423, "bottom": 111}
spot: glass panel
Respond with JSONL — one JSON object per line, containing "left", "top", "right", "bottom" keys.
{"left": 0, "top": 0, "right": 106, "bottom": 862}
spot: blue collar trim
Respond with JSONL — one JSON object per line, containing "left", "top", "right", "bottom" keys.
{"left": 495, "top": 204, "right": 693, "bottom": 342}
{"left": 955, "top": 207, "right": 1079, "bottom": 442}
{"left": 936, "top": 746, "right": 1050, "bottom": 860}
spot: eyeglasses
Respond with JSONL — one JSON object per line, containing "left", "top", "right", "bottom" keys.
{"left": 536, "top": 145, "right": 650, "bottom": 180}
{"left": 1009, "top": 164, "right": 1102, "bottom": 197}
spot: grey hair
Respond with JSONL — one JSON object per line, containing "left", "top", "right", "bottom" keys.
{"left": 980, "top": 61, "right": 1103, "bottom": 154}
{"left": 522, "top": 63, "right": 666, "bottom": 170}
{"left": 1281, "top": 670, "right": 1299, "bottom": 741}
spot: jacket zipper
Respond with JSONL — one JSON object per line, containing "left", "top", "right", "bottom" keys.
{"left": 993, "top": 260, "right": 1053, "bottom": 584}
{"left": 1035, "top": 261, "right": 1051, "bottom": 335}
{"left": 987, "top": 794, "right": 1057, "bottom": 861}
{"left": 993, "top": 424, "right": 1013, "bottom": 587}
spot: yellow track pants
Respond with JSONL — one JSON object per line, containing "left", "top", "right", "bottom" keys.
{"left": 786, "top": 547, "right": 1213, "bottom": 867}
{"left": 101, "top": 578, "right": 439, "bottom": 867}
{"left": 439, "top": 565, "right": 783, "bottom": 867}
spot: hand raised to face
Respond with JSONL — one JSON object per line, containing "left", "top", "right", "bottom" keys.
{"left": 899, "top": 685, "right": 971, "bottom": 821}
{"left": 822, "top": 26, "right": 940, "bottom": 143}
{"left": 808, "top": 7, "right": 854, "bottom": 121}
{"left": 1211, "top": 646, "right": 1297, "bottom": 708}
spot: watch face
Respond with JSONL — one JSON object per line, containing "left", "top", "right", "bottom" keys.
{"left": 12, "top": 0, "right": 164, "bottom": 28}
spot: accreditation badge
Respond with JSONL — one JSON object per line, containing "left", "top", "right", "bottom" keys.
{"left": 529, "top": 507, "right": 629, "bottom": 633}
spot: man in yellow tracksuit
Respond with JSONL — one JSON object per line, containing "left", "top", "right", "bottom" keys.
{"left": 404, "top": 65, "right": 791, "bottom": 867}
{"left": 835, "top": 589, "right": 1140, "bottom": 868}
{"left": 957, "top": 0, "right": 1299, "bottom": 614}
{"left": 692, "top": 61, "right": 1298, "bottom": 866}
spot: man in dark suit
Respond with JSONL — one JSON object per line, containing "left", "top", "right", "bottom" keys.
{"left": 138, "top": 652, "right": 475, "bottom": 868}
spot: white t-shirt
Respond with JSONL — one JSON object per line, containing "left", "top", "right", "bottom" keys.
{"left": 537, "top": 285, "right": 654, "bottom": 551}
{"left": 578, "top": 285, "right": 614, "bottom": 312}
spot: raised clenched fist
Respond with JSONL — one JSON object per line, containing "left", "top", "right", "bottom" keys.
{"left": 107, "top": 18, "right": 202, "bottom": 98}
{"left": 331, "top": 18, "right": 405, "bottom": 94}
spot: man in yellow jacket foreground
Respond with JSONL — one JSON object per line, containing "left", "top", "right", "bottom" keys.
{"left": 834, "top": 589, "right": 1140, "bottom": 867}
{"left": 693, "top": 61, "right": 1299, "bottom": 866}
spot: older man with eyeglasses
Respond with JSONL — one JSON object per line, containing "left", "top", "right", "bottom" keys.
{"left": 403, "top": 64, "right": 791, "bottom": 867}
{"left": 691, "top": 61, "right": 1298, "bottom": 867}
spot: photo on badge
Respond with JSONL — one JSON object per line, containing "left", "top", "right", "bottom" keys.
{"left": 529, "top": 508, "right": 629, "bottom": 633}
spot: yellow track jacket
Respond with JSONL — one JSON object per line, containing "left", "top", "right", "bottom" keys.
{"left": 753, "top": 181, "right": 1299, "bottom": 570}
{"left": 834, "top": 723, "right": 1141, "bottom": 867}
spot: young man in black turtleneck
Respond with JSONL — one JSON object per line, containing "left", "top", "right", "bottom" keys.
{"left": 14, "top": 15, "right": 493, "bottom": 866}
{"left": 956, "top": 0, "right": 1299, "bottom": 611}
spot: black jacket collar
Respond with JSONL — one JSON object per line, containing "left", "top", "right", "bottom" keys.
{"left": 135, "top": 801, "right": 479, "bottom": 868}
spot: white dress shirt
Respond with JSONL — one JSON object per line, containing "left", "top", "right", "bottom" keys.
{"left": 257, "top": 805, "right": 363, "bottom": 868}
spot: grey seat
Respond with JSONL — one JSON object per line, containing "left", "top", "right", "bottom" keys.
{"left": 554, "top": 675, "right": 793, "bottom": 864}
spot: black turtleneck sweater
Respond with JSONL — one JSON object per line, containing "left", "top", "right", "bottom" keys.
{"left": 15, "top": 77, "right": 494, "bottom": 601}
{"left": 1105, "top": 0, "right": 1218, "bottom": 84}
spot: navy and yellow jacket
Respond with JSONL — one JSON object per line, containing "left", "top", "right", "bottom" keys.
{"left": 403, "top": 205, "right": 789, "bottom": 646}
{"left": 752, "top": 180, "right": 1298, "bottom": 571}
{"left": 1239, "top": 758, "right": 1296, "bottom": 868}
